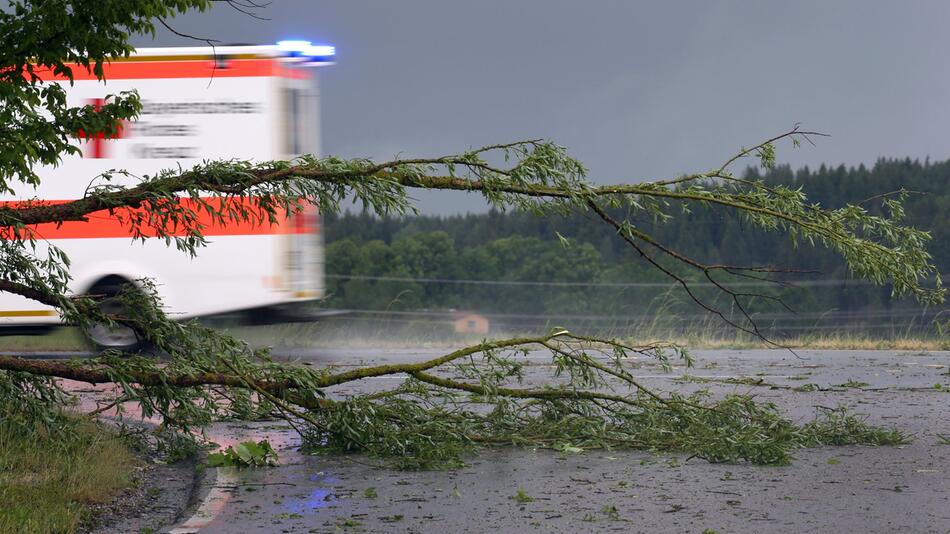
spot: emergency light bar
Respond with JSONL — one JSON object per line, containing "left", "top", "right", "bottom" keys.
{"left": 276, "top": 40, "right": 336, "bottom": 65}
{"left": 132, "top": 41, "right": 337, "bottom": 66}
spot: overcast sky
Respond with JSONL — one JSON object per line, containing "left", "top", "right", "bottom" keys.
{"left": 135, "top": 1, "right": 950, "bottom": 214}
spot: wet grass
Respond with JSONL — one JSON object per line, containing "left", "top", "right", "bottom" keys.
{"left": 0, "top": 327, "right": 90, "bottom": 352}
{"left": 0, "top": 416, "right": 138, "bottom": 534}
{"left": 673, "top": 334, "right": 950, "bottom": 351}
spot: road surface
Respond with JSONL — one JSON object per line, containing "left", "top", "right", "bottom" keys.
{"left": 143, "top": 348, "right": 950, "bottom": 533}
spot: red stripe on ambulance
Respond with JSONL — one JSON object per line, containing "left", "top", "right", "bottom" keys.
{"left": 2, "top": 199, "right": 316, "bottom": 240}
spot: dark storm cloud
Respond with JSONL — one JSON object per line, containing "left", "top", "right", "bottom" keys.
{"left": 134, "top": 1, "right": 950, "bottom": 214}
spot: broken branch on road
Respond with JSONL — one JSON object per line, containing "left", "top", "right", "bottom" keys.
{"left": 0, "top": 329, "right": 909, "bottom": 469}
{"left": 0, "top": 129, "right": 937, "bottom": 469}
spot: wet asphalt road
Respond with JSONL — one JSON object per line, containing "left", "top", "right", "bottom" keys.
{"left": 156, "top": 348, "right": 950, "bottom": 534}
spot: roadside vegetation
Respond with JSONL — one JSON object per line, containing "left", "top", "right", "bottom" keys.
{"left": 0, "top": 415, "right": 137, "bottom": 534}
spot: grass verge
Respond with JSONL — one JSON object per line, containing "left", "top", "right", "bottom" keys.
{"left": 0, "top": 416, "right": 138, "bottom": 534}
{"left": 0, "top": 325, "right": 946, "bottom": 353}
{"left": 647, "top": 333, "right": 949, "bottom": 351}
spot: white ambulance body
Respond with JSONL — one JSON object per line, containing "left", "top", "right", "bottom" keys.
{"left": 0, "top": 42, "right": 333, "bottom": 339}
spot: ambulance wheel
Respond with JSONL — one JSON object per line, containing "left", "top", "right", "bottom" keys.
{"left": 85, "top": 277, "right": 144, "bottom": 352}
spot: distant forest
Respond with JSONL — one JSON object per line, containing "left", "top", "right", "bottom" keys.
{"left": 321, "top": 159, "right": 949, "bottom": 334}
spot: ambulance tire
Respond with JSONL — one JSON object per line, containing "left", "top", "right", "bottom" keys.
{"left": 85, "top": 276, "right": 146, "bottom": 353}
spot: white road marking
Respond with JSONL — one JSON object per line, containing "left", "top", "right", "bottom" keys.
{"left": 167, "top": 467, "right": 238, "bottom": 533}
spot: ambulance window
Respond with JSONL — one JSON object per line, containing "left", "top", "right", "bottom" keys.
{"left": 283, "top": 87, "right": 301, "bottom": 156}
{"left": 283, "top": 84, "right": 318, "bottom": 156}
{"left": 300, "top": 90, "right": 315, "bottom": 154}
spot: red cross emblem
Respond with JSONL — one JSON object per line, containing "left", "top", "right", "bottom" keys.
{"left": 76, "top": 98, "right": 128, "bottom": 158}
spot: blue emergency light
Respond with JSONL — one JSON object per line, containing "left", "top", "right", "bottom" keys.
{"left": 276, "top": 40, "right": 336, "bottom": 65}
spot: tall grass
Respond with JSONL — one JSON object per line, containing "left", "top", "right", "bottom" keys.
{"left": 0, "top": 416, "right": 138, "bottom": 534}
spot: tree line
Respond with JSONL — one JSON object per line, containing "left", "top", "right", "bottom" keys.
{"left": 323, "top": 158, "right": 949, "bottom": 332}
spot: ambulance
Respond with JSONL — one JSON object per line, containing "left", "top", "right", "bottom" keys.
{"left": 0, "top": 41, "right": 334, "bottom": 348}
